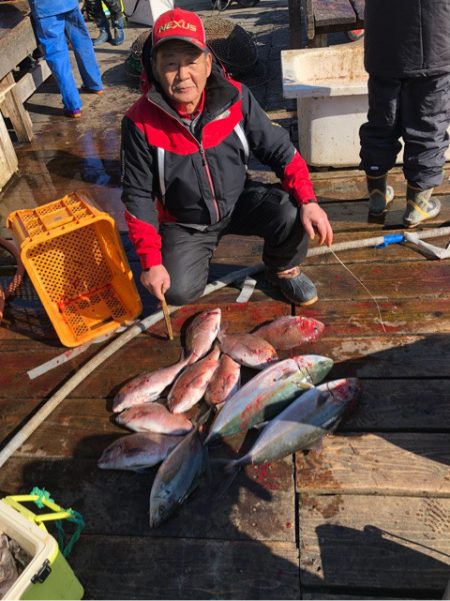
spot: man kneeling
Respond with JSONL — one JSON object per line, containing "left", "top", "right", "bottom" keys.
{"left": 121, "top": 8, "right": 333, "bottom": 306}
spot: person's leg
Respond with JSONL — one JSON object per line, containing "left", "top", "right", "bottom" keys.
{"left": 401, "top": 73, "right": 450, "bottom": 227}
{"left": 103, "top": 0, "right": 125, "bottom": 46}
{"left": 65, "top": 7, "right": 103, "bottom": 92}
{"left": 227, "top": 183, "right": 316, "bottom": 305}
{"left": 160, "top": 223, "right": 220, "bottom": 306}
{"left": 33, "top": 13, "right": 82, "bottom": 114}
{"left": 359, "top": 75, "right": 402, "bottom": 215}
{"left": 90, "top": 0, "right": 111, "bottom": 46}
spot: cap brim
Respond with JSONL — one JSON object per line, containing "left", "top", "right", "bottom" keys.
{"left": 152, "top": 36, "right": 207, "bottom": 53}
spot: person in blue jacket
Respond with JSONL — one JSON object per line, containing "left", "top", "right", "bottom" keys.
{"left": 29, "top": 0, "right": 104, "bottom": 117}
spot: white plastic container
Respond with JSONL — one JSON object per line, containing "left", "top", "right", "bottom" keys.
{"left": 0, "top": 500, "right": 83, "bottom": 600}
{"left": 123, "top": 0, "right": 174, "bottom": 25}
{"left": 281, "top": 42, "right": 450, "bottom": 167}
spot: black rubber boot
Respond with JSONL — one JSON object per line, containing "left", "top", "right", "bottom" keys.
{"left": 92, "top": 14, "right": 111, "bottom": 46}
{"left": 111, "top": 15, "right": 125, "bottom": 46}
{"left": 266, "top": 267, "right": 318, "bottom": 306}
{"left": 367, "top": 174, "right": 394, "bottom": 216}
{"left": 403, "top": 185, "right": 441, "bottom": 228}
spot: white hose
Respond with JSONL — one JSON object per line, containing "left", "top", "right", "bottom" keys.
{"left": 1, "top": 225, "right": 449, "bottom": 468}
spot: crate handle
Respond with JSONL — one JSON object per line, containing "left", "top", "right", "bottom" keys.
{"left": 3, "top": 488, "right": 85, "bottom": 557}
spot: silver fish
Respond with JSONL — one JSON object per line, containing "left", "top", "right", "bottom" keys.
{"left": 116, "top": 403, "right": 193, "bottom": 435}
{"left": 149, "top": 428, "right": 207, "bottom": 527}
{"left": 168, "top": 346, "right": 221, "bottom": 414}
{"left": 224, "top": 378, "right": 361, "bottom": 470}
{"left": 97, "top": 432, "right": 184, "bottom": 471}
{"left": 204, "top": 354, "right": 241, "bottom": 407}
{"left": 204, "top": 354, "right": 334, "bottom": 444}
{"left": 218, "top": 332, "right": 278, "bottom": 370}
{"left": 185, "top": 308, "right": 221, "bottom": 361}
{"left": 112, "top": 354, "right": 192, "bottom": 413}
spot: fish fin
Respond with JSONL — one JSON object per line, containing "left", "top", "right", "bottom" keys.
{"left": 217, "top": 322, "right": 229, "bottom": 343}
{"left": 193, "top": 407, "right": 212, "bottom": 430}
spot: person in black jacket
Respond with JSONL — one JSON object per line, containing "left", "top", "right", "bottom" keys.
{"left": 121, "top": 8, "right": 333, "bottom": 307}
{"left": 359, "top": 0, "right": 450, "bottom": 226}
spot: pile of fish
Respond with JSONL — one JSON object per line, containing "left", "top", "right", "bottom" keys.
{"left": 98, "top": 309, "right": 361, "bottom": 527}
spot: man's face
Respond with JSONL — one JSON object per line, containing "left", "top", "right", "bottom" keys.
{"left": 153, "top": 41, "right": 212, "bottom": 113}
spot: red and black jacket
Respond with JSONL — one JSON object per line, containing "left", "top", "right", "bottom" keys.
{"left": 121, "top": 68, "right": 316, "bottom": 269}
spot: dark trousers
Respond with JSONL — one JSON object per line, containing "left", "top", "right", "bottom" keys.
{"left": 85, "top": 0, "right": 123, "bottom": 24}
{"left": 359, "top": 72, "right": 450, "bottom": 190}
{"left": 161, "top": 183, "right": 308, "bottom": 305}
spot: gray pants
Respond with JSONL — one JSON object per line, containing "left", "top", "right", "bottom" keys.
{"left": 360, "top": 72, "right": 450, "bottom": 189}
{"left": 161, "top": 183, "right": 308, "bottom": 306}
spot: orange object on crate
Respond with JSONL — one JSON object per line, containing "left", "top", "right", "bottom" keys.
{"left": 7, "top": 192, "right": 142, "bottom": 347}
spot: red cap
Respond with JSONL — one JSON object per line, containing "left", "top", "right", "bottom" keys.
{"left": 152, "top": 8, "right": 207, "bottom": 52}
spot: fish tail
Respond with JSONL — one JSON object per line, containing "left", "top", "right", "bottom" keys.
{"left": 217, "top": 322, "right": 229, "bottom": 343}
{"left": 194, "top": 408, "right": 212, "bottom": 430}
{"left": 223, "top": 457, "right": 244, "bottom": 475}
{"left": 212, "top": 463, "right": 242, "bottom": 500}
{"left": 186, "top": 351, "right": 197, "bottom": 365}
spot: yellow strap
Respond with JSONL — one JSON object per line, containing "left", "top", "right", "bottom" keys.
{"left": 407, "top": 199, "right": 431, "bottom": 219}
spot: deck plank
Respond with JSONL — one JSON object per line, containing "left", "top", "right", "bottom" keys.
{"left": 296, "top": 433, "right": 450, "bottom": 495}
{"left": 312, "top": 0, "right": 357, "bottom": 27}
{"left": 299, "top": 494, "right": 450, "bottom": 592}
{"left": 309, "top": 164, "right": 450, "bottom": 201}
{"left": 323, "top": 196, "right": 450, "bottom": 232}
{"left": 3, "top": 375, "right": 449, "bottom": 447}
{"left": 2, "top": 331, "right": 450, "bottom": 399}
{"left": 336, "top": 379, "right": 450, "bottom": 432}
{"left": 297, "top": 297, "right": 450, "bottom": 335}
{"left": 0, "top": 456, "right": 295, "bottom": 542}
{"left": 69, "top": 536, "right": 300, "bottom": 600}
{"left": 302, "top": 334, "right": 450, "bottom": 378}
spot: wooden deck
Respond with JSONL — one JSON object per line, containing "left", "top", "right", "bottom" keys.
{"left": 1, "top": 0, "right": 450, "bottom": 598}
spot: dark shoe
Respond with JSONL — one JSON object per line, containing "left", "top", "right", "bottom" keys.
{"left": 266, "top": 267, "right": 318, "bottom": 306}
{"left": 111, "top": 16, "right": 125, "bottom": 46}
{"left": 403, "top": 185, "right": 440, "bottom": 228}
{"left": 367, "top": 174, "right": 394, "bottom": 216}
{"left": 63, "top": 108, "right": 82, "bottom": 118}
{"left": 92, "top": 28, "right": 111, "bottom": 46}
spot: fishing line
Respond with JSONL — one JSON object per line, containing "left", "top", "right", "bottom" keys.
{"left": 364, "top": 526, "right": 450, "bottom": 559}
{"left": 327, "top": 246, "right": 387, "bottom": 333}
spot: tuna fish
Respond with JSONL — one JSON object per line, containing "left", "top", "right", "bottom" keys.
{"left": 149, "top": 428, "right": 207, "bottom": 527}
{"left": 98, "top": 432, "right": 184, "bottom": 471}
{"left": 253, "top": 315, "right": 325, "bottom": 350}
{"left": 185, "top": 308, "right": 221, "bottom": 361}
{"left": 115, "top": 403, "right": 193, "bottom": 435}
{"left": 112, "top": 354, "right": 192, "bottom": 413}
{"left": 204, "top": 354, "right": 241, "bottom": 408}
{"left": 218, "top": 332, "right": 278, "bottom": 370}
{"left": 168, "top": 346, "right": 221, "bottom": 414}
{"left": 204, "top": 354, "right": 334, "bottom": 444}
{"left": 224, "top": 378, "right": 361, "bottom": 471}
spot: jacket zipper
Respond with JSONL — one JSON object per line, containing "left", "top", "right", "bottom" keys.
{"left": 146, "top": 96, "right": 221, "bottom": 223}
{"left": 199, "top": 143, "right": 220, "bottom": 222}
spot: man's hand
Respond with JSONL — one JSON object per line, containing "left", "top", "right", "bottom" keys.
{"left": 140, "top": 265, "right": 171, "bottom": 301}
{"left": 300, "top": 202, "right": 334, "bottom": 247}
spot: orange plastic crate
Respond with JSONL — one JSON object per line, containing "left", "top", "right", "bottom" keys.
{"left": 7, "top": 193, "right": 142, "bottom": 347}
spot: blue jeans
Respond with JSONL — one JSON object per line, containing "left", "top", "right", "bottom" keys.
{"left": 33, "top": 7, "right": 103, "bottom": 112}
